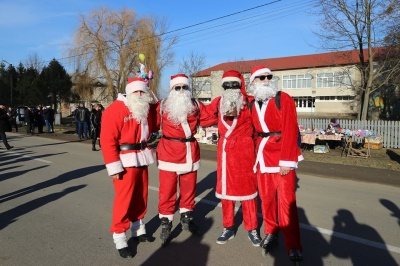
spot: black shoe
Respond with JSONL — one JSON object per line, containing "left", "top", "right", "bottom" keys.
{"left": 288, "top": 248, "right": 303, "bottom": 262}
{"left": 134, "top": 234, "right": 153, "bottom": 242}
{"left": 260, "top": 234, "right": 278, "bottom": 252}
{"left": 117, "top": 247, "right": 133, "bottom": 259}
{"left": 180, "top": 211, "right": 199, "bottom": 232}
{"left": 6, "top": 146, "right": 13, "bottom": 150}
{"left": 160, "top": 218, "right": 172, "bottom": 243}
{"left": 92, "top": 147, "right": 97, "bottom": 151}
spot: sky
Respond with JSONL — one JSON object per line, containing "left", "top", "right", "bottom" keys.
{"left": 0, "top": 0, "right": 322, "bottom": 95}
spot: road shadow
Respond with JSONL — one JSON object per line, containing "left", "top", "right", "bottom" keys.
{"left": 0, "top": 165, "right": 48, "bottom": 182}
{"left": 0, "top": 165, "right": 104, "bottom": 204}
{"left": 330, "top": 209, "right": 397, "bottom": 265}
{"left": 386, "top": 149, "right": 400, "bottom": 164}
{"left": 0, "top": 185, "right": 86, "bottom": 230}
{"left": 380, "top": 198, "right": 400, "bottom": 226}
{"left": 139, "top": 217, "right": 213, "bottom": 266}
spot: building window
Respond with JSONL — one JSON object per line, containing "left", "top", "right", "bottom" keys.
{"left": 293, "top": 97, "right": 315, "bottom": 108}
{"left": 282, "top": 74, "right": 312, "bottom": 89}
{"left": 317, "top": 72, "right": 351, "bottom": 88}
{"left": 318, "top": 96, "right": 355, "bottom": 101}
{"left": 193, "top": 81, "right": 211, "bottom": 92}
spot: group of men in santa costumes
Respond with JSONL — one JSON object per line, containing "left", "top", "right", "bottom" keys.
{"left": 100, "top": 66, "right": 303, "bottom": 262}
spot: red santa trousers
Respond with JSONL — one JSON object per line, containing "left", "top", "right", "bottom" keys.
{"left": 257, "top": 170, "right": 302, "bottom": 252}
{"left": 110, "top": 166, "right": 148, "bottom": 233}
{"left": 158, "top": 169, "right": 197, "bottom": 215}
{"left": 221, "top": 199, "right": 258, "bottom": 231}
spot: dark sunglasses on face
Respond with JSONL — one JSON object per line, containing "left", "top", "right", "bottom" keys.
{"left": 174, "top": 85, "right": 189, "bottom": 91}
{"left": 222, "top": 81, "right": 241, "bottom": 90}
{"left": 255, "top": 74, "right": 273, "bottom": 81}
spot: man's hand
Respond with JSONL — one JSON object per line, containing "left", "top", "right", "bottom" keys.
{"left": 111, "top": 173, "right": 122, "bottom": 179}
{"left": 279, "top": 166, "right": 291, "bottom": 176}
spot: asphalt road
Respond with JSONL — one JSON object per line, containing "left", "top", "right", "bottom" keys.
{"left": 1, "top": 132, "right": 399, "bottom": 265}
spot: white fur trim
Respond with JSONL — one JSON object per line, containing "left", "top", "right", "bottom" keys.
{"left": 279, "top": 160, "right": 299, "bottom": 168}
{"left": 119, "top": 148, "right": 155, "bottom": 167}
{"left": 159, "top": 214, "right": 174, "bottom": 221}
{"left": 157, "top": 159, "right": 200, "bottom": 173}
{"left": 179, "top": 208, "right": 192, "bottom": 213}
{"left": 250, "top": 68, "right": 272, "bottom": 83}
{"left": 131, "top": 222, "right": 146, "bottom": 237}
{"left": 221, "top": 77, "right": 241, "bottom": 84}
{"left": 170, "top": 76, "right": 189, "bottom": 89}
{"left": 298, "top": 155, "right": 304, "bottom": 162}
{"left": 259, "top": 166, "right": 281, "bottom": 174}
{"left": 126, "top": 80, "right": 147, "bottom": 94}
{"left": 106, "top": 161, "right": 124, "bottom": 176}
{"left": 215, "top": 191, "right": 258, "bottom": 201}
{"left": 113, "top": 232, "right": 128, "bottom": 249}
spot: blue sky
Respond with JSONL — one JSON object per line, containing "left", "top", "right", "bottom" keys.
{"left": 0, "top": 0, "right": 321, "bottom": 94}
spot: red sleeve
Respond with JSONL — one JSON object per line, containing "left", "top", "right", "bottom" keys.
{"left": 199, "top": 98, "right": 219, "bottom": 127}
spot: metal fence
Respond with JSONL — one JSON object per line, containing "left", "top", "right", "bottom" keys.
{"left": 298, "top": 119, "right": 400, "bottom": 149}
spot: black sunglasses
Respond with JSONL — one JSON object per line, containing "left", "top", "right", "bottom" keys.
{"left": 255, "top": 75, "right": 273, "bottom": 81}
{"left": 222, "top": 81, "right": 241, "bottom": 90}
{"left": 174, "top": 85, "right": 189, "bottom": 91}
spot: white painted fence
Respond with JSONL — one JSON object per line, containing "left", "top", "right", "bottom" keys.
{"left": 298, "top": 119, "right": 400, "bottom": 149}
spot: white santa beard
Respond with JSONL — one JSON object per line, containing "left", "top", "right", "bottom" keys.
{"left": 126, "top": 93, "right": 151, "bottom": 123}
{"left": 164, "top": 90, "right": 194, "bottom": 125}
{"left": 221, "top": 89, "right": 244, "bottom": 115}
{"left": 250, "top": 81, "right": 279, "bottom": 102}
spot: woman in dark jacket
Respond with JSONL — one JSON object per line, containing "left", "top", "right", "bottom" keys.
{"left": 0, "top": 104, "right": 13, "bottom": 150}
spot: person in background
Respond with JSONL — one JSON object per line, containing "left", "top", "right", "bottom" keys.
{"left": 7, "top": 107, "right": 18, "bottom": 132}
{"left": 34, "top": 105, "right": 44, "bottom": 133}
{"left": 25, "top": 106, "right": 34, "bottom": 135}
{"left": 155, "top": 73, "right": 216, "bottom": 245}
{"left": 204, "top": 70, "right": 260, "bottom": 247}
{"left": 90, "top": 103, "right": 102, "bottom": 151}
{"left": 42, "top": 106, "right": 51, "bottom": 133}
{"left": 100, "top": 77, "right": 157, "bottom": 259}
{"left": 75, "top": 103, "right": 90, "bottom": 140}
{"left": 72, "top": 105, "right": 79, "bottom": 134}
{"left": 48, "top": 105, "right": 55, "bottom": 133}
{"left": 327, "top": 118, "right": 341, "bottom": 131}
{"left": 0, "top": 104, "right": 13, "bottom": 150}
{"left": 248, "top": 65, "right": 303, "bottom": 263}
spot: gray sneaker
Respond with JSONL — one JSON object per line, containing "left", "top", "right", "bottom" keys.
{"left": 216, "top": 228, "right": 234, "bottom": 244}
{"left": 248, "top": 230, "right": 261, "bottom": 247}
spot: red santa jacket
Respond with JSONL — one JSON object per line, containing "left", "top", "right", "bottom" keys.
{"left": 205, "top": 96, "right": 257, "bottom": 201}
{"left": 250, "top": 91, "right": 303, "bottom": 173}
{"left": 156, "top": 99, "right": 216, "bottom": 173}
{"left": 100, "top": 94, "right": 157, "bottom": 176}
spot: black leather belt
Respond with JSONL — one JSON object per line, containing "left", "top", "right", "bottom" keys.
{"left": 162, "top": 135, "right": 196, "bottom": 142}
{"left": 257, "top": 131, "right": 282, "bottom": 138}
{"left": 119, "top": 141, "right": 147, "bottom": 151}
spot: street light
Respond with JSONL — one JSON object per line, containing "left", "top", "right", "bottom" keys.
{"left": 1, "top": 60, "right": 13, "bottom": 107}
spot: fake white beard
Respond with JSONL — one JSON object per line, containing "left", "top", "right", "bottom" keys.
{"left": 126, "top": 93, "right": 152, "bottom": 123}
{"left": 250, "top": 81, "right": 279, "bottom": 102}
{"left": 164, "top": 90, "right": 195, "bottom": 125}
{"left": 221, "top": 89, "right": 244, "bottom": 115}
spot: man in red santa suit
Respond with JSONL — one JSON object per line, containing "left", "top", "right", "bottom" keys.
{"left": 248, "top": 65, "right": 304, "bottom": 262}
{"left": 155, "top": 74, "right": 216, "bottom": 244}
{"left": 204, "top": 70, "right": 261, "bottom": 246}
{"left": 100, "top": 77, "right": 157, "bottom": 259}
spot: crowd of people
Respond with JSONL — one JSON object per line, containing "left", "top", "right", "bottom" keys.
{"left": 99, "top": 65, "right": 304, "bottom": 263}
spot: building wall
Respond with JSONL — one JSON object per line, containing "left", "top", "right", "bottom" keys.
{"left": 194, "top": 65, "right": 360, "bottom": 118}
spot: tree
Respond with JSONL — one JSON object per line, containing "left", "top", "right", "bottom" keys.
{"left": 312, "top": 0, "right": 400, "bottom": 120}
{"left": 24, "top": 52, "right": 45, "bottom": 72}
{"left": 179, "top": 51, "right": 207, "bottom": 98}
{"left": 69, "top": 7, "right": 177, "bottom": 100}
{"left": 40, "top": 59, "right": 73, "bottom": 112}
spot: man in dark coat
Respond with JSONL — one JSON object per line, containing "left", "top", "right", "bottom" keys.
{"left": 0, "top": 104, "right": 13, "bottom": 150}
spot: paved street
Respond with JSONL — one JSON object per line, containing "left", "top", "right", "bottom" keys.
{"left": 1, "top": 132, "right": 399, "bottom": 265}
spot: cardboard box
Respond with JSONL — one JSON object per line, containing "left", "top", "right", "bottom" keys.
{"left": 313, "top": 145, "right": 329, "bottom": 153}
{"left": 364, "top": 142, "right": 383, "bottom": 150}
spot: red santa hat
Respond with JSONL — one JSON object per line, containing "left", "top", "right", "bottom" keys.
{"left": 125, "top": 77, "right": 147, "bottom": 94}
{"left": 249, "top": 65, "right": 272, "bottom": 83}
{"left": 170, "top": 74, "right": 189, "bottom": 89}
{"left": 221, "top": 70, "right": 247, "bottom": 97}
